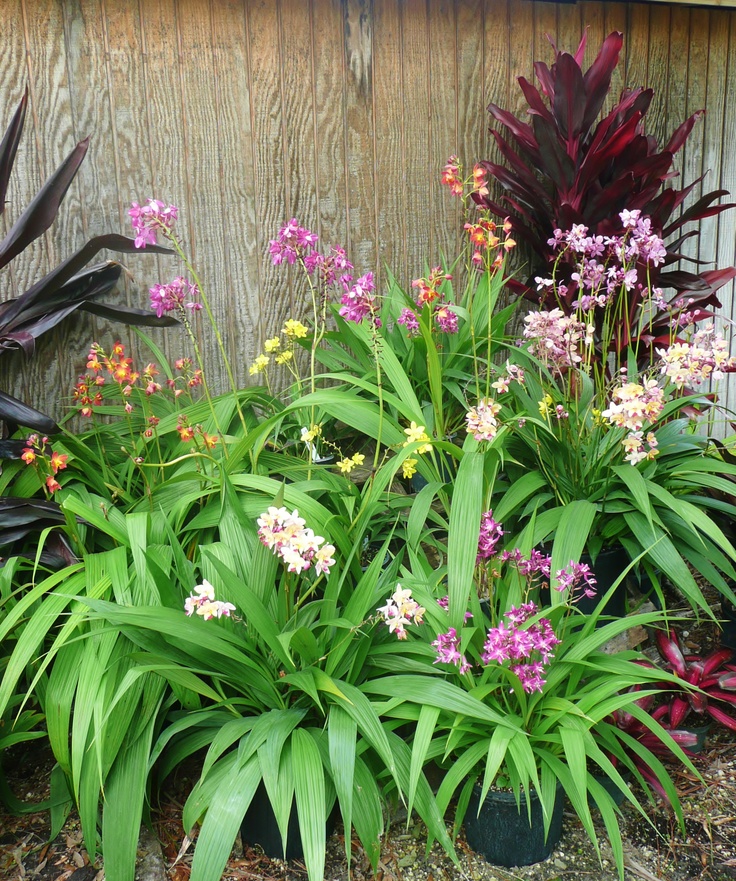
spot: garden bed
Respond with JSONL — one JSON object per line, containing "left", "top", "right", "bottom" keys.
{"left": 2, "top": 730, "right": 736, "bottom": 881}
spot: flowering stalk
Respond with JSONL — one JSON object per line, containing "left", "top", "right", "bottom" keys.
{"left": 129, "top": 199, "right": 248, "bottom": 442}
{"left": 257, "top": 505, "right": 336, "bottom": 613}
{"left": 268, "top": 220, "right": 386, "bottom": 471}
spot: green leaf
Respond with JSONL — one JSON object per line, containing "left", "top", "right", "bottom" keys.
{"left": 407, "top": 704, "right": 440, "bottom": 820}
{"left": 328, "top": 706, "right": 357, "bottom": 863}
{"left": 549, "top": 500, "right": 596, "bottom": 594}
{"left": 189, "top": 754, "right": 262, "bottom": 881}
{"left": 612, "top": 465, "right": 654, "bottom": 530}
{"left": 101, "top": 709, "right": 161, "bottom": 881}
{"left": 292, "top": 729, "right": 327, "bottom": 881}
{"left": 448, "top": 451, "right": 485, "bottom": 628}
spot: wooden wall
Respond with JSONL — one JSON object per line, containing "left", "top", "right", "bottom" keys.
{"left": 2, "top": 0, "right": 736, "bottom": 425}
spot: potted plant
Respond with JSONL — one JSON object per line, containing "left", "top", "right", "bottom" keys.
{"left": 362, "top": 451, "right": 695, "bottom": 873}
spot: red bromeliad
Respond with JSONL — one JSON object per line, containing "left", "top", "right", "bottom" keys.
{"left": 656, "top": 629, "right": 736, "bottom": 730}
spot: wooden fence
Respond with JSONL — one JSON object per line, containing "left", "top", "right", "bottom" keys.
{"left": 3, "top": 0, "right": 736, "bottom": 423}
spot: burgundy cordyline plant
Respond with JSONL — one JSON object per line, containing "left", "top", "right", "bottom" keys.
{"left": 470, "top": 30, "right": 736, "bottom": 367}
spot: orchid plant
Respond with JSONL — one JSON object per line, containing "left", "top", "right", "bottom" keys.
{"left": 365, "top": 501, "right": 695, "bottom": 879}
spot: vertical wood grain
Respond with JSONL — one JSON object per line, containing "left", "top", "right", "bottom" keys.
{"left": 137, "top": 0, "right": 189, "bottom": 366}
{"left": 343, "top": 0, "right": 376, "bottom": 274}
{"left": 311, "top": 0, "right": 348, "bottom": 251}
{"left": 402, "top": 0, "right": 430, "bottom": 283}
{"left": 17, "top": 0, "right": 80, "bottom": 411}
{"left": 429, "top": 0, "right": 458, "bottom": 262}
{"left": 1, "top": 0, "right": 736, "bottom": 424}
{"left": 373, "top": 0, "right": 406, "bottom": 284}
{"left": 1, "top": 0, "right": 32, "bottom": 305}
{"left": 249, "top": 0, "right": 289, "bottom": 347}
{"left": 682, "top": 9, "right": 708, "bottom": 266}
{"left": 209, "top": 0, "right": 262, "bottom": 374}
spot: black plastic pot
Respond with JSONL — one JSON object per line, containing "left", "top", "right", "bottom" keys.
{"left": 539, "top": 546, "right": 629, "bottom": 620}
{"left": 574, "top": 546, "right": 629, "bottom": 617}
{"left": 590, "top": 773, "right": 629, "bottom": 808}
{"left": 240, "top": 782, "right": 336, "bottom": 860}
{"left": 464, "top": 783, "right": 565, "bottom": 867}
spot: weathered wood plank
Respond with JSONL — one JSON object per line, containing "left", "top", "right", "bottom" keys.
{"left": 373, "top": 0, "right": 406, "bottom": 283}
{"left": 311, "top": 0, "right": 348, "bottom": 251}
{"left": 249, "top": 0, "right": 290, "bottom": 351}
{"left": 1, "top": 0, "right": 33, "bottom": 306}
{"left": 643, "top": 4, "right": 670, "bottom": 150}
{"left": 402, "top": 0, "right": 430, "bottom": 283}
{"left": 137, "top": 0, "right": 189, "bottom": 367}
{"left": 429, "top": 0, "right": 459, "bottom": 262}
{"left": 61, "top": 0, "right": 132, "bottom": 389}
{"left": 343, "top": 0, "right": 376, "bottom": 274}
{"left": 278, "top": 0, "right": 319, "bottom": 344}
{"left": 456, "top": 0, "right": 484, "bottom": 175}
{"left": 17, "top": 0, "right": 81, "bottom": 415}
{"left": 700, "top": 10, "right": 729, "bottom": 272}
{"left": 623, "top": 2, "right": 650, "bottom": 95}
{"left": 210, "top": 0, "right": 263, "bottom": 378}
{"left": 175, "top": 0, "right": 229, "bottom": 392}
{"left": 682, "top": 9, "right": 708, "bottom": 266}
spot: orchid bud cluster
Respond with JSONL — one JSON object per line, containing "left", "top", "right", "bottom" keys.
{"left": 481, "top": 603, "right": 561, "bottom": 693}
{"left": 269, "top": 219, "right": 379, "bottom": 328}
{"left": 257, "top": 506, "right": 336, "bottom": 576}
{"left": 542, "top": 210, "right": 667, "bottom": 308}
{"left": 400, "top": 421, "right": 433, "bottom": 480}
{"left": 398, "top": 267, "right": 458, "bottom": 336}
{"left": 376, "top": 585, "right": 426, "bottom": 640}
{"left": 523, "top": 308, "right": 594, "bottom": 369}
{"left": 465, "top": 397, "right": 502, "bottom": 442}
{"left": 74, "top": 343, "right": 202, "bottom": 419}
{"left": 129, "top": 198, "right": 178, "bottom": 249}
{"left": 248, "top": 318, "right": 308, "bottom": 376}
{"left": 149, "top": 277, "right": 202, "bottom": 319}
{"left": 602, "top": 379, "right": 665, "bottom": 465}
{"left": 21, "top": 434, "right": 68, "bottom": 494}
{"left": 657, "top": 323, "right": 736, "bottom": 389}
{"left": 184, "top": 579, "right": 236, "bottom": 620}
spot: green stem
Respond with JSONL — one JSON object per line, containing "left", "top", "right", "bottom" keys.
{"left": 167, "top": 235, "right": 248, "bottom": 436}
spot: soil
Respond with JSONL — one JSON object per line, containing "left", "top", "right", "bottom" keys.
{"left": 2, "top": 619, "right": 736, "bottom": 881}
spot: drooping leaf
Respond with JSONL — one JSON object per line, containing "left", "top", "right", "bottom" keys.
{"left": 0, "top": 88, "right": 27, "bottom": 214}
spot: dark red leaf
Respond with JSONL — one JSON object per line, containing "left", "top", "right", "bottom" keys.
{"left": 490, "top": 133, "right": 552, "bottom": 206}
{"left": 0, "top": 136, "right": 89, "bottom": 271}
{"left": 657, "top": 270, "right": 712, "bottom": 292}
{"left": 0, "top": 87, "right": 27, "bottom": 217}
{"left": 553, "top": 53, "right": 586, "bottom": 146}
{"left": 487, "top": 103, "right": 539, "bottom": 155}
{"left": 532, "top": 62, "right": 554, "bottom": 100}
{"left": 0, "top": 497, "right": 66, "bottom": 527}
{"left": 0, "top": 389, "right": 59, "bottom": 433}
{"left": 532, "top": 116, "right": 574, "bottom": 191}
{"left": 702, "top": 648, "right": 734, "bottom": 678}
{"left": 707, "top": 704, "right": 736, "bottom": 730}
{"left": 0, "top": 235, "right": 171, "bottom": 329}
{"left": 581, "top": 31, "right": 624, "bottom": 131}
{"left": 656, "top": 629, "right": 687, "bottom": 675}
{"left": 81, "top": 301, "right": 180, "bottom": 327}
{"left": 665, "top": 110, "right": 704, "bottom": 155}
